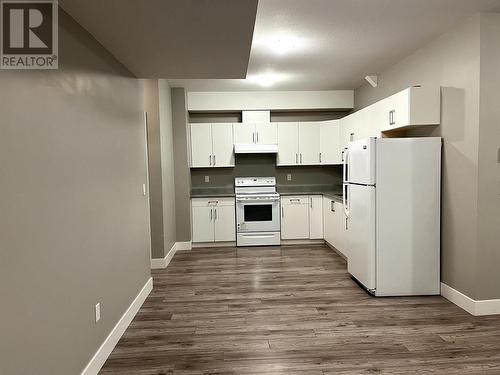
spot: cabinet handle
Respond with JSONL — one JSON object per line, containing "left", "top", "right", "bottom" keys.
{"left": 300, "top": 153, "right": 303, "bottom": 164}
{"left": 331, "top": 201, "right": 335, "bottom": 212}
{"left": 345, "top": 217, "right": 348, "bottom": 230}
{"left": 252, "top": 132, "right": 255, "bottom": 143}
{"left": 213, "top": 154, "right": 216, "bottom": 166}
{"left": 210, "top": 208, "right": 213, "bottom": 221}
{"left": 350, "top": 132, "right": 354, "bottom": 142}
{"left": 319, "top": 152, "right": 322, "bottom": 163}
{"left": 281, "top": 206, "right": 284, "bottom": 218}
{"left": 256, "top": 132, "right": 259, "bottom": 143}
{"left": 214, "top": 208, "right": 217, "bottom": 220}
{"left": 295, "top": 153, "right": 298, "bottom": 164}
{"left": 341, "top": 150, "right": 345, "bottom": 162}
{"left": 389, "top": 110, "right": 395, "bottom": 125}
{"left": 310, "top": 197, "right": 313, "bottom": 209}
{"left": 209, "top": 155, "right": 212, "bottom": 166}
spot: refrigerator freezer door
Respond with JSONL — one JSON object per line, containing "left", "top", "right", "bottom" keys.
{"left": 346, "top": 138, "right": 376, "bottom": 185}
{"left": 346, "top": 184, "right": 376, "bottom": 291}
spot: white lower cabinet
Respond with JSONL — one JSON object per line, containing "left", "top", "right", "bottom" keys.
{"left": 323, "top": 196, "right": 347, "bottom": 258}
{"left": 281, "top": 196, "right": 309, "bottom": 239}
{"left": 191, "top": 197, "right": 235, "bottom": 243}
{"left": 309, "top": 195, "right": 323, "bottom": 239}
{"left": 281, "top": 195, "right": 323, "bottom": 240}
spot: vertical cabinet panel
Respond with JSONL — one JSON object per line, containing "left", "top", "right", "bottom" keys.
{"left": 190, "top": 124, "right": 213, "bottom": 168}
{"left": 320, "top": 120, "right": 341, "bottom": 164}
{"left": 211, "top": 123, "right": 234, "bottom": 167}
{"left": 309, "top": 195, "right": 323, "bottom": 239}
{"left": 298, "top": 122, "right": 321, "bottom": 165}
{"left": 277, "top": 122, "right": 299, "bottom": 166}
{"left": 255, "top": 122, "right": 278, "bottom": 144}
{"left": 191, "top": 205, "right": 214, "bottom": 242}
{"left": 214, "top": 205, "right": 236, "bottom": 242}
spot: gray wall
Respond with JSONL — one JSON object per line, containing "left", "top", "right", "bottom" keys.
{"left": 0, "top": 9, "right": 150, "bottom": 375}
{"left": 476, "top": 13, "right": 500, "bottom": 300}
{"left": 158, "top": 80, "right": 177, "bottom": 255}
{"left": 355, "top": 14, "right": 485, "bottom": 299}
{"left": 144, "top": 79, "right": 165, "bottom": 259}
{"left": 172, "top": 88, "right": 192, "bottom": 242}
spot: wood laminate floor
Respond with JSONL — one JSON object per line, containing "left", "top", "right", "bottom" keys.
{"left": 100, "top": 245, "right": 500, "bottom": 374}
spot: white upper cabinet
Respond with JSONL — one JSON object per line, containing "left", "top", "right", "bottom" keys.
{"left": 380, "top": 86, "right": 440, "bottom": 131}
{"left": 255, "top": 123, "right": 277, "bottom": 144}
{"left": 190, "top": 123, "right": 234, "bottom": 168}
{"left": 211, "top": 123, "right": 234, "bottom": 167}
{"left": 277, "top": 122, "right": 299, "bottom": 166}
{"left": 319, "top": 120, "right": 341, "bottom": 165}
{"left": 298, "top": 122, "right": 321, "bottom": 165}
{"left": 233, "top": 123, "right": 254, "bottom": 144}
{"left": 233, "top": 122, "right": 278, "bottom": 144}
{"left": 190, "top": 124, "right": 213, "bottom": 168}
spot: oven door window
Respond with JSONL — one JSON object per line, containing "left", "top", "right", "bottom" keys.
{"left": 244, "top": 204, "right": 273, "bottom": 222}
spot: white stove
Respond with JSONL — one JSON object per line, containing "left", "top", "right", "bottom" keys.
{"left": 235, "top": 177, "right": 281, "bottom": 246}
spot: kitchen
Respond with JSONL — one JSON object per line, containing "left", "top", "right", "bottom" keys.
{"left": 3, "top": 1, "right": 500, "bottom": 374}
{"left": 187, "top": 85, "right": 441, "bottom": 296}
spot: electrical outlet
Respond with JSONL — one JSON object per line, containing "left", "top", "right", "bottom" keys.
{"left": 205, "top": 175, "right": 210, "bottom": 183}
{"left": 287, "top": 174, "right": 292, "bottom": 181}
{"left": 95, "top": 302, "right": 101, "bottom": 323}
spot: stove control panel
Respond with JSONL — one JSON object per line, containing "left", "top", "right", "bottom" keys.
{"left": 235, "top": 177, "right": 276, "bottom": 187}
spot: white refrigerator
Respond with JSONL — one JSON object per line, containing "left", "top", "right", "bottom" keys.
{"left": 343, "top": 137, "right": 441, "bottom": 296}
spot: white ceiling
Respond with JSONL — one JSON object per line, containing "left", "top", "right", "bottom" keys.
{"left": 169, "top": 0, "right": 500, "bottom": 91}
{"left": 60, "top": 0, "right": 258, "bottom": 78}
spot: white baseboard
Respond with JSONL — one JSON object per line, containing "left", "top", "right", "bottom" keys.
{"left": 176, "top": 241, "right": 192, "bottom": 251}
{"left": 81, "top": 277, "right": 153, "bottom": 375}
{"left": 151, "top": 242, "right": 177, "bottom": 269}
{"left": 441, "top": 282, "right": 500, "bottom": 316}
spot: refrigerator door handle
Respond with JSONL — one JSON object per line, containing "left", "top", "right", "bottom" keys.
{"left": 343, "top": 183, "right": 349, "bottom": 218}
{"left": 342, "top": 148, "right": 349, "bottom": 184}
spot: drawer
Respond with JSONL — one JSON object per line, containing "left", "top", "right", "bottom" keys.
{"left": 281, "top": 196, "right": 309, "bottom": 205}
{"left": 191, "top": 197, "right": 235, "bottom": 207}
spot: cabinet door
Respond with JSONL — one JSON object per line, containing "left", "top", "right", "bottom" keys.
{"left": 323, "top": 197, "right": 333, "bottom": 244}
{"left": 281, "top": 199, "right": 309, "bottom": 239}
{"left": 192, "top": 205, "right": 214, "bottom": 242}
{"left": 340, "top": 115, "right": 356, "bottom": 152}
{"left": 233, "top": 123, "right": 254, "bottom": 144}
{"left": 332, "top": 201, "right": 348, "bottom": 258}
{"left": 309, "top": 195, "right": 323, "bottom": 239}
{"left": 277, "top": 122, "right": 299, "bottom": 165}
{"left": 392, "top": 89, "right": 410, "bottom": 129}
{"left": 214, "top": 204, "right": 236, "bottom": 242}
{"left": 211, "top": 123, "right": 234, "bottom": 167}
{"left": 320, "top": 120, "right": 341, "bottom": 164}
{"left": 190, "top": 124, "right": 213, "bottom": 168}
{"left": 298, "top": 122, "right": 321, "bottom": 165}
{"left": 255, "top": 122, "right": 277, "bottom": 144}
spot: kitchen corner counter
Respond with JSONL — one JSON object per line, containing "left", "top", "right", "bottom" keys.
{"left": 278, "top": 186, "right": 343, "bottom": 203}
{"left": 190, "top": 188, "right": 235, "bottom": 198}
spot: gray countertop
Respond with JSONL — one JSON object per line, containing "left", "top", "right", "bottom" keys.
{"left": 191, "top": 185, "right": 343, "bottom": 202}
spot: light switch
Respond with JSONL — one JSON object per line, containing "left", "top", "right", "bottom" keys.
{"left": 142, "top": 183, "right": 147, "bottom": 196}
{"left": 95, "top": 302, "right": 101, "bottom": 323}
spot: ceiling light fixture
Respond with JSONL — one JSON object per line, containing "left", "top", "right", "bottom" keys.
{"left": 246, "top": 71, "right": 287, "bottom": 87}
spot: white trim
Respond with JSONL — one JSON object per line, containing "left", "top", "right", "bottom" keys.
{"left": 176, "top": 241, "right": 192, "bottom": 251}
{"left": 280, "top": 239, "right": 325, "bottom": 246}
{"left": 81, "top": 277, "right": 153, "bottom": 375}
{"left": 192, "top": 241, "right": 235, "bottom": 248}
{"left": 150, "top": 242, "right": 177, "bottom": 269}
{"left": 440, "top": 282, "right": 500, "bottom": 316}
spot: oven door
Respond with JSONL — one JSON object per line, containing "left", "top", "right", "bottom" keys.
{"left": 236, "top": 195, "right": 280, "bottom": 233}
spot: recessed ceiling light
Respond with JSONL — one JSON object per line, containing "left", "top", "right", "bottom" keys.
{"left": 254, "top": 32, "right": 308, "bottom": 56}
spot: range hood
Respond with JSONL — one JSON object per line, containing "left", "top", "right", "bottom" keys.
{"left": 234, "top": 143, "right": 278, "bottom": 154}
